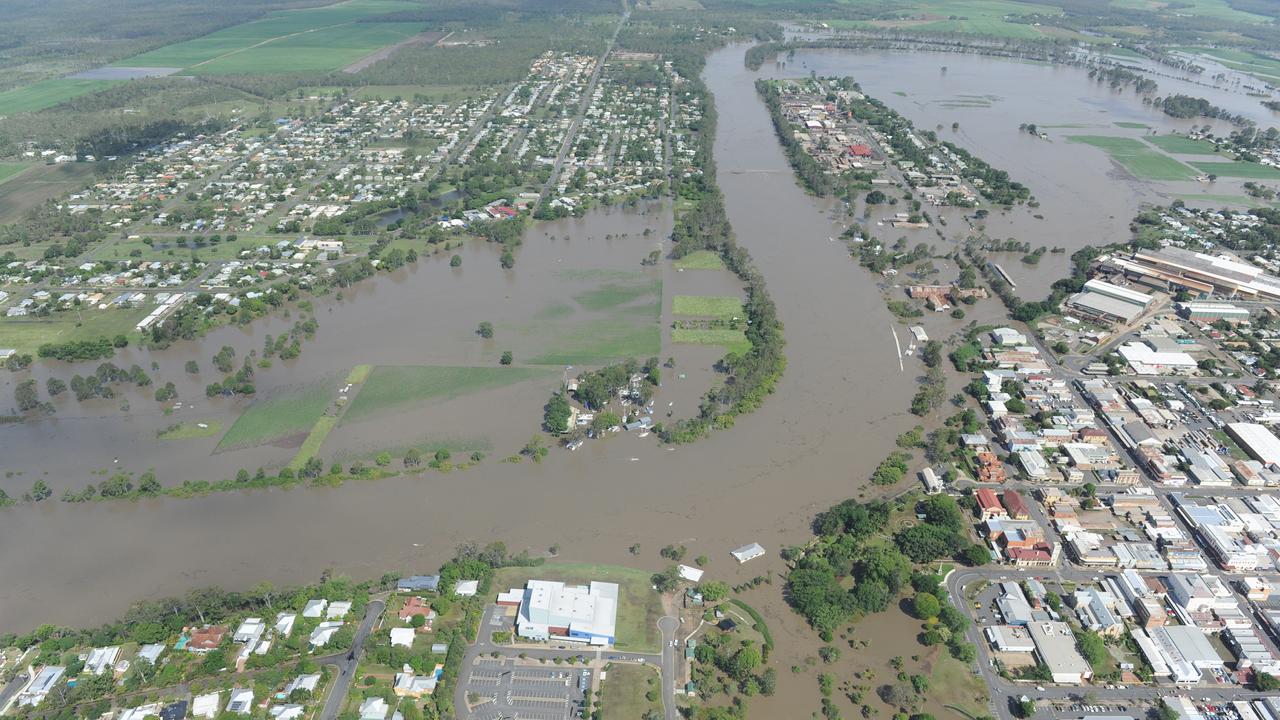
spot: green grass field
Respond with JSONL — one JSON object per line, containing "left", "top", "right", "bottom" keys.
{"left": 492, "top": 563, "right": 664, "bottom": 652}
{"left": 672, "top": 295, "right": 744, "bottom": 318}
{"left": 673, "top": 250, "right": 725, "bottom": 271}
{"left": 342, "top": 365, "right": 553, "bottom": 424}
{"left": 1191, "top": 161, "right": 1280, "bottom": 179}
{"left": 828, "top": 0, "right": 1064, "bottom": 40}
{"left": 119, "top": 0, "right": 422, "bottom": 74}
{"left": 345, "top": 364, "right": 373, "bottom": 384}
{"left": 1178, "top": 46, "right": 1280, "bottom": 82}
{"left": 0, "top": 164, "right": 32, "bottom": 184}
{"left": 216, "top": 379, "right": 336, "bottom": 450}
{"left": 1144, "top": 135, "right": 1219, "bottom": 155}
{"left": 574, "top": 278, "right": 663, "bottom": 311}
{"left": 527, "top": 320, "right": 661, "bottom": 366}
{"left": 158, "top": 421, "right": 223, "bottom": 440}
{"left": 526, "top": 271, "right": 662, "bottom": 366}
{"left": 672, "top": 327, "right": 751, "bottom": 355}
{"left": 0, "top": 307, "right": 149, "bottom": 355}
{"left": 1113, "top": 121, "right": 1149, "bottom": 129}
{"left": 1066, "top": 135, "right": 1197, "bottom": 181}
{"left": 601, "top": 664, "right": 661, "bottom": 719}
{"left": 1113, "top": 0, "right": 1274, "bottom": 23}
{"left": 0, "top": 78, "right": 118, "bottom": 115}
{"left": 288, "top": 415, "right": 339, "bottom": 470}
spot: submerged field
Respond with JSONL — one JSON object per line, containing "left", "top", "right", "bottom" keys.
{"left": 216, "top": 379, "right": 337, "bottom": 450}
{"left": 1144, "top": 134, "right": 1219, "bottom": 155}
{"left": 1191, "top": 161, "right": 1280, "bottom": 179}
{"left": 1066, "top": 135, "right": 1197, "bottom": 181}
{"left": 341, "top": 365, "right": 554, "bottom": 424}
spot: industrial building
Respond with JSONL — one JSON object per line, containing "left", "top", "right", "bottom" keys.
{"left": 1112, "top": 247, "right": 1280, "bottom": 300}
{"left": 505, "top": 580, "right": 619, "bottom": 645}
{"left": 1177, "top": 302, "right": 1250, "bottom": 323}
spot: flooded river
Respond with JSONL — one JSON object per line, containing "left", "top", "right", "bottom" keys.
{"left": 0, "top": 44, "right": 924, "bottom": 632}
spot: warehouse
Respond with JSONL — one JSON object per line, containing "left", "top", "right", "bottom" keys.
{"left": 1084, "top": 278, "right": 1153, "bottom": 307}
{"left": 1227, "top": 423, "right": 1280, "bottom": 467}
{"left": 1066, "top": 290, "right": 1145, "bottom": 324}
{"left": 1178, "top": 302, "right": 1250, "bottom": 323}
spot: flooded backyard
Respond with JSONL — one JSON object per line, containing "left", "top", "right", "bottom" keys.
{"left": 0, "top": 42, "right": 1248, "bottom": 635}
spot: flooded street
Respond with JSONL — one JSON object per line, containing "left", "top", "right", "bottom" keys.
{"left": 0, "top": 44, "right": 921, "bottom": 632}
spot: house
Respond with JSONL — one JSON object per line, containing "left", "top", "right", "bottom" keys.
{"left": 398, "top": 597, "right": 436, "bottom": 624}
{"left": 359, "top": 697, "right": 389, "bottom": 720}
{"left": 85, "top": 646, "right": 120, "bottom": 675}
{"left": 17, "top": 666, "right": 65, "bottom": 707}
{"left": 309, "top": 622, "right": 343, "bottom": 647}
{"left": 118, "top": 704, "right": 160, "bottom": 720}
{"left": 234, "top": 618, "right": 265, "bottom": 644}
{"left": 326, "top": 601, "right": 352, "bottom": 619}
{"left": 137, "top": 644, "right": 165, "bottom": 666}
{"left": 730, "top": 543, "right": 766, "bottom": 564}
{"left": 678, "top": 565, "right": 704, "bottom": 583}
{"left": 390, "top": 628, "right": 416, "bottom": 648}
{"left": 302, "top": 599, "right": 328, "bottom": 618}
{"left": 188, "top": 626, "right": 227, "bottom": 653}
{"left": 454, "top": 580, "right": 480, "bottom": 597}
{"left": 283, "top": 673, "right": 320, "bottom": 697}
{"left": 394, "top": 664, "right": 444, "bottom": 698}
{"left": 275, "top": 613, "right": 297, "bottom": 637}
{"left": 270, "top": 705, "right": 304, "bottom": 720}
{"left": 226, "top": 688, "right": 254, "bottom": 715}
{"left": 191, "top": 693, "right": 221, "bottom": 719}
{"left": 397, "top": 575, "right": 441, "bottom": 593}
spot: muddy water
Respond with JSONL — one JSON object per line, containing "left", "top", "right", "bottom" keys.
{"left": 770, "top": 49, "right": 1263, "bottom": 297}
{"left": 0, "top": 44, "right": 921, "bottom": 632}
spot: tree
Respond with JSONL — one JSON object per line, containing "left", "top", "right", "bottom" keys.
{"left": 699, "top": 581, "right": 730, "bottom": 602}
{"left": 499, "top": 351, "right": 513, "bottom": 365}
{"left": 14, "top": 379, "right": 39, "bottom": 412}
{"left": 543, "top": 392, "right": 572, "bottom": 433}
{"left": 46, "top": 378, "right": 67, "bottom": 397}
{"left": 404, "top": 448, "right": 422, "bottom": 467}
{"left": 1014, "top": 699, "right": 1035, "bottom": 718}
{"left": 651, "top": 566, "right": 680, "bottom": 593}
{"left": 476, "top": 321, "right": 494, "bottom": 339}
{"left": 729, "top": 645, "right": 761, "bottom": 681}
{"left": 958, "top": 543, "right": 990, "bottom": 567}
{"left": 137, "top": 472, "right": 162, "bottom": 496}
{"left": 450, "top": 255, "right": 462, "bottom": 267}
{"left": 1255, "top": 671, "right": 1280, "bottom": 691}
{"left": 911, "top": 592, "right": 941, "bottom": 620}
{"left": 29, "top": 479, "right": 52, "bottom": 502}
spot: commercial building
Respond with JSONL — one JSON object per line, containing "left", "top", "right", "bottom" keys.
{"left": 985, "top": 625, "right": 1036, "bottom": 653}
{"left": 1084, "top": 278, "right": 1154, "bottom": 308}
{"left": 507, "top": 580, "right": 619, "bottom": 645}
{"left": 1027, "top": 621, "right": 1094, "bottom": 684}
{"left": 1227, "top": 423, "right": 1280, "bottom": 467}
{"left": 1178, "top": 302, "right": 1250, "bottom": 322}
{"left": 1066, "top": 291, "right": 1145, "bottom": 324}
{"left": 1116, "top": 341, "right": 1197, "bottom": 374}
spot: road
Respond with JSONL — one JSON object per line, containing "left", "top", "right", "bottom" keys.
{"left": 657, "top": 615, "right": 679, "bottom": 720}
{"left": 317, "top": 598, "right": 384, "bottom": 720}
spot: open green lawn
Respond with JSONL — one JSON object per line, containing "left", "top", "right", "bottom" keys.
{"left": 673, "top": 250, "right": 725, "bottom": 271}
{"left": 119, "top": 0, "right": 422, "bottom": 73}
{"left": 1113, "top": 121, "right": 1149, "bottom": 129}
{"left": 925, "top": 648, "right": 990, "bottom": 718}
{"left": 342, "top": 365, "right": 553, "bottom": 424}
{"left": 1192, "top": 161, "right": 1280, "bottom": 179}
{"left": 1066, "top": 135, "right": 1197, "bottom": 181}
{"left": 216, "top": 379, "right": 336, "bottom": 450}
{"left": 672, "top": 296, "right": 743, "bottom": 319}
{"left": 158, "top": 421, "right": 224, "bottom": 440}
{"left": 0, "top": 307, "right": 149, "bottom": 355}
{"left": 492, "top": 563, "right": 664, "bottom": 652}
{"left": 0, "top": 164, "right": 32, "bottom": 184}
{"left": 0, "top": 78, "right": 118, "bottom": 115}
{"left": 671, "top": 328, "right": 751, "bottom": 355}
{"left": 1144, "top": 135, "right": 1219, "bottom": 155}
{"left": 601, "top": 664, "right": 661, "bottom": 719}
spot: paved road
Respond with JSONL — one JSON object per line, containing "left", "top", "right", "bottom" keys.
{"left": 0, "top": 669, "right": 30, "bottom": 715}
{"left": 657, "top": 616, "right": 679, "bottom": 720}
{"left": 317, "top": 598, "right": 385, "bottom": 720}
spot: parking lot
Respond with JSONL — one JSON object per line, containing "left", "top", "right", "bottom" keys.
{"left": 463, "top": 658, "right": 589, "bottom": 720}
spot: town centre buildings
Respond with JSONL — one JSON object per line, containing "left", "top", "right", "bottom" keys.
{"left": 497, "top": 580, "right": 618, "bottom": 645}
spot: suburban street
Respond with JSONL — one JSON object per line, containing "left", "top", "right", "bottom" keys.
{"left": 657, "top": 615, "right": 679, "bottom": 720}
{"left": 317, "top": 598, "right": 385, "bottom": 720}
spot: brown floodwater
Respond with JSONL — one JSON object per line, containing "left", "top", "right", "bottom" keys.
{"left": 0, "top": 44, "right": 926, "bottom": 633}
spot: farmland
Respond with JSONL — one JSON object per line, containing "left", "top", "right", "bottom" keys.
{"left": 341, "top": 365, "right": 555, "bottom": 424}
{"left": 1144, "top": 134, "right": 1220, "bottom": 155}
{"left": 0, "top": 78, "right": 119, "bottom": 116}
{"left": 672, "top": 327, "right": 752, "bottom": 354}
{"left": 215, "top": 379, "right": 337, "bottom": 450}
{"left": 672, "top": 295, "right": 745, "bottom": 319}
{"left": 1191, "top": 161, "right": 1280, "bottom": 179}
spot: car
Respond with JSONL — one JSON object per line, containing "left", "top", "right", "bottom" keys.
{"left": 1037, "top": 686, "right": 1045, "bottom": 692}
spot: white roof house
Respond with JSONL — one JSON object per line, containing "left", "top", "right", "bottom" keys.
{"left": 270, "top": 705, "right": 304, "bottom": 720}
{"left": 390, "top": 628, "right": 416, "bottom": 648}
{"left": 85, "top": 646, "right": 120, "bottom": 675}
{"left": 118, "top": 704, "right": 159, "bottom": 720}
{"left": 137, "top": 644, "right": 164, "bottom": 665}
{"left": 730, "top": 543, "right": 765, "bottom": 564}
{"left": 454, "top": 580, "right": 480, "bottom": 597}
{"left": 192, "top": 692, "right": 221, "bottom": 719}
{"left": 226, "top": 688, "right": 254, "bottom": 715}
{"left": 302, "top": 599, "right": 328, "bottom": 618}
{"left": 677, "top": 565, "right": 704, "bottom": 583}
{"left": 309, "top": 622, "right": 343, "bottom": 647}
{"left": 18, "top": 666, "right": 65, "bottom": 707}
{"left": 275, "top": 612, "right": 297, "bottom": 637}
{"left": 326, "top": 601, "right": 352, "bottom": 619}
{"left": 234, "top": 618, "right": 265, "bottom": 644}
{"left": 359, "top": 697, "right": 389, "bottom": 720}
{"left": 283, "top": 673, "right": 320, "bottom": 696}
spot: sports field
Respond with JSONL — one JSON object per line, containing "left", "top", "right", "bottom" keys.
{"left": 1066, "top": 135, "right": 1197, "bottom": 181}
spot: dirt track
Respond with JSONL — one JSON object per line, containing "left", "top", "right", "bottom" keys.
{"left": 341, "top": 30, "right": 447, "bottom": 74}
